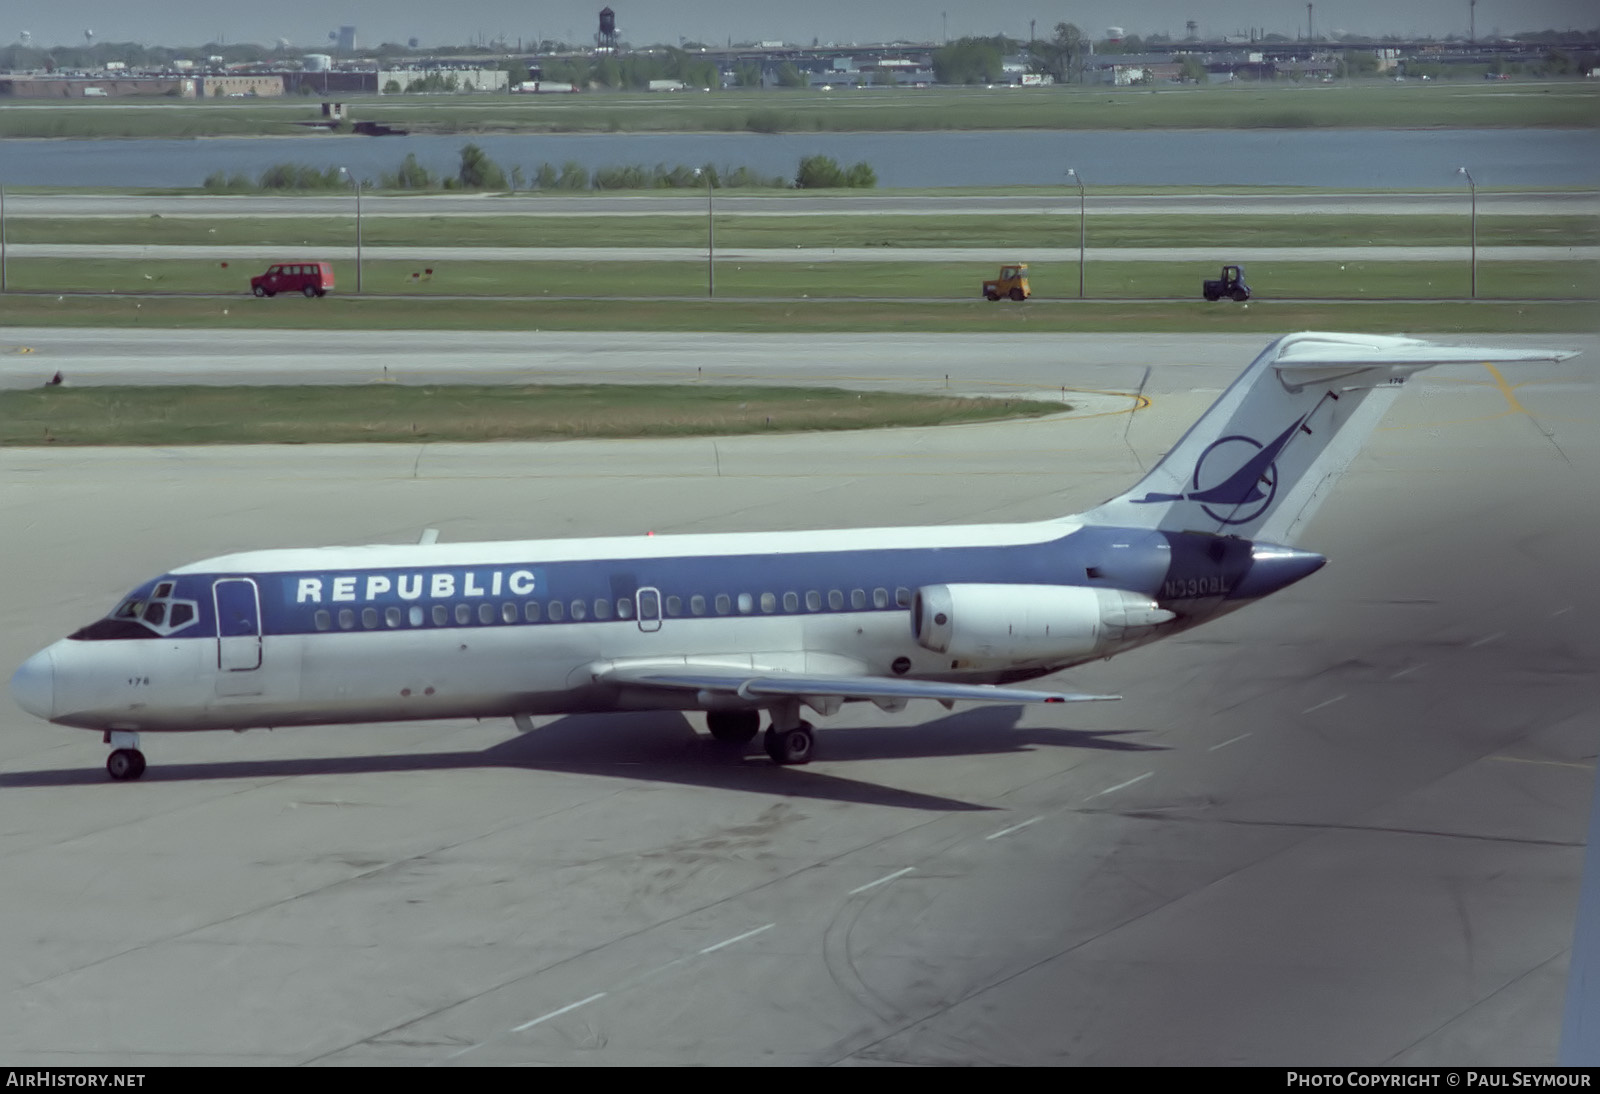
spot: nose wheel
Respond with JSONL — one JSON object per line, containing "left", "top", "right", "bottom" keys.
{"left": 104, "top": 730, "right": 146, "bottom": 781}
{"left": 107, "top": 749, "right": 147, "bottom": 781}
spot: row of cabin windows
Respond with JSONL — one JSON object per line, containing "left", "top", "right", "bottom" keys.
{"left": 309, "top": 586, "right": 914, "bottom": 632}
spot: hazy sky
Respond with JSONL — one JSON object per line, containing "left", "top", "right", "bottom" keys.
{"left": 11, "top": 1, "right": 1596, "bottom": 50}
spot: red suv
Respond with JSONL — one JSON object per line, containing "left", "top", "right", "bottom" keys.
{"left": 251, "top": 262, "right": 334, "bottom": 298}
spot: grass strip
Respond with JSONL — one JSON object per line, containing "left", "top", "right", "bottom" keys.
{"left": 0, "top": 384, "right": 1067, "bottom": 446}
{"left": 11, "top": 214, "right": 1595, "bottom": 249}
{"left": 0, "top": 295, "right": 1587, "bottom": 335}
{"left": 4, "top": 258, "right": 1594, "bottom": 301}
{"left": 0, "top": 82, "right": 1592, "bottom": 139}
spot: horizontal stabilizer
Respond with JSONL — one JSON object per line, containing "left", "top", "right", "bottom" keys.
{"left": 596, "top": 661, "right": 1118, "bottom": 706}
{"left": 1272, "top": 335, "right": 1579, "bottom": 389}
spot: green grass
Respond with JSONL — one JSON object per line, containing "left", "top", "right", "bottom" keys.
{"left": 0, "top": 294, "right": 1587, "bottom": 335}
{"left": 0, "top": 384, "right": 1065, "bottom": 446}
{"left": 0, "top": 80, "right": 1592, "bottom": 139}
{"left": 12, "top": 214, "right": 1596, "bottom": 250}
{"left": 5, "top": 257, "right": 1594, "bottom": 301}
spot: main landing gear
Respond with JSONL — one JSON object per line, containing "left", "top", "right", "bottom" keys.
{"left": 763, "top": 722, "right": 814, "bottom": 766}
{"left": 705, "top": 709, "right": 760, "bottom": 744}
{"left": 704, "top": 706, "right": 815, "bottom": 765}
{"left": 104, "top": 730, "right": 146, "bottom": 781}
{"left": 761, "top": 701, "right": 814, "bottom": 766}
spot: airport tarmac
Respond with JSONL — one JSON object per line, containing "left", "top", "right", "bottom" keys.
{"left": 0, "top": 334, "right": 1596, "bottom": 1065}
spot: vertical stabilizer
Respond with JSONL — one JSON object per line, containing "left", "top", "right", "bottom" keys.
{"left": 1079, "top": 332, "right": 1577, "bottom": 545}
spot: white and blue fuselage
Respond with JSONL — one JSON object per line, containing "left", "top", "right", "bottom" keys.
{"left": 14, "top": 519, "right": 1312, "bottom": 734}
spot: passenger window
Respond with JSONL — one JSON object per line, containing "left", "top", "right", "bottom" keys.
{"left": 873, "top": 588, "right": 889, "bottom": 609}
{"left": 806, "top": 591, "right": 822, "bottom": 611}
{"left": 478, "top": 603, "right": 495, "bottom": 624}
{"left": 455, "top": 604, "right": 471, "bottom": 625}
{"left": 314, "top": 610, "right": 331, "bottom": 631}
{"left": 524, "top": 601, "right": 541, "bottom": 622}
{"left": 548, "top": 600, "right": 565, "bottom": 622}
{"left": 715, "top": 594, "right": 730, "bottom": 615}
{"left": 738, "top": 593, "right": 753, "bottom": 614}
{"left": 362, "top": 607, "right": 379, "bottom": 629}
{"left": 616, "top": 598, "right": 633, "bottom": 619}
{"left": 782, "top": 592, "right": 798, "bottom": 612}
{"left": 386, "top": 607, "right": 402, "bottom": 628}
{"left": 896, "top": 587, "right": 911, "bottom": 607}
{"left": 501, "top": 603, "right": 518, "bottom": 624}
{"left": 409, "top": 606, "right": 424, "bottom": 627}
{"left": 760, "top": 592, "right": 776, "bottom": 613}
{"left": 851, "top": 589, "right": 866, "bottom": 609}
{"left": 690, "top": 595, "right": 706, "bottom": 616}
{"left": 338, "top": 609, "right": 355, "bottom": 630}
{"left": 595, "top": 599, "right": 613, "bottom": 620}
{"left": 570, "top": 600, "right": 586, "bottom": 621}
{"left": 665, "top": 595, "right": 681, "bottom": 617}
{"left": 828, "top": 590, "right": 844, "bottom": 610}
{"left": 432, "top": 605, "right": 448, "bottom": 625}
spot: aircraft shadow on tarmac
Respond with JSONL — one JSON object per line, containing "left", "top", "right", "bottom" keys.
{"left": 1, "top": 706, "right": 1164, "bottom": 811}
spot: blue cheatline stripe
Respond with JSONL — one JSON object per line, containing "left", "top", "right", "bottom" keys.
{"left": 231, "top": 529, "right": 1142, "bottom": 637}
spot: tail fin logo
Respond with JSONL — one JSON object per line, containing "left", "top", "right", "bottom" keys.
{"left": 1133, "top": 415, "right": 1307, "bottom": 526}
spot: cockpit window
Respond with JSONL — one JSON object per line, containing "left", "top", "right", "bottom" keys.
{"left": 71, "top": 580, "right": 201, "bottom": 641}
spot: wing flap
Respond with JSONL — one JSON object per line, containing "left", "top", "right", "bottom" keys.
{"left": 597, "top": 661, "right": 1118, "bottom": 706}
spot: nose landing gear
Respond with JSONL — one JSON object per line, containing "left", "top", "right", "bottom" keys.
{"left": 107, "top": 749, "right": 146, "bottom": 780}
{"left": 104, "top": 730, "right": 147, "bottom": 781}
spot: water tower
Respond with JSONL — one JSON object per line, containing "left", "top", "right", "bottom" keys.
{"left": 598, "top": 8, "right": 617, "bottom": 53}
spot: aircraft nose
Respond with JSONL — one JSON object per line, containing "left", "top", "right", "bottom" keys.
{"left": 10, "top": 648, "right": 55, "bottom": 720}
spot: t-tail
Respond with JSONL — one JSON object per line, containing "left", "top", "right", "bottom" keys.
{"left": 1080, "top": 332, "right": 1577, "bottom": 545}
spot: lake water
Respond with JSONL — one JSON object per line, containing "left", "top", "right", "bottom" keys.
{"left": 1, "top": 128, "right": 1595, "bottom": 190}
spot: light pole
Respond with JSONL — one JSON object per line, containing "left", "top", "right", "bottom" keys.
{"left": 1, "top": 182, "right": 7, "bottom": 293}
{"left": 1456, "top": 166, "right": 1476, "bottom": 300}
{"left": 695, "top": 167, "right": 714, "bottom": 298}
{"left": 339, "top": 166, "right": 363, "bottom": 293}
{"left": 1066, "top": 168, "right": 1085, "bottom": 298}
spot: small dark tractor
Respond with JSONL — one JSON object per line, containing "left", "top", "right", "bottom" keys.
{"left": 1203, "top": 264, "right": 1250, "bottom": 302}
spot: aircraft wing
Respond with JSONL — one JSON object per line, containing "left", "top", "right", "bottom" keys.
{"left": 595, "top": 661, "right": 1119, "bottom": 706}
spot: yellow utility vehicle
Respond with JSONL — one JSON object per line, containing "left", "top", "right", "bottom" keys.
{"left": 982, "top": 264, "right": 1030, "bottom": 302}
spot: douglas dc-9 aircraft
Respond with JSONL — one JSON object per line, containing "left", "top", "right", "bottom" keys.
{"left": 10, "top": 332, "right": 1577, "bottom": 781}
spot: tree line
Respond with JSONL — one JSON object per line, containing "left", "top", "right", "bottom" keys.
{"left": 203, "top": 146, "right": 875, "bottom": 192}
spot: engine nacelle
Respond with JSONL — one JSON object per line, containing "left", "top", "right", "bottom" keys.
{"left": 912, "top": 584, "right": 1173, "bottom": 663}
